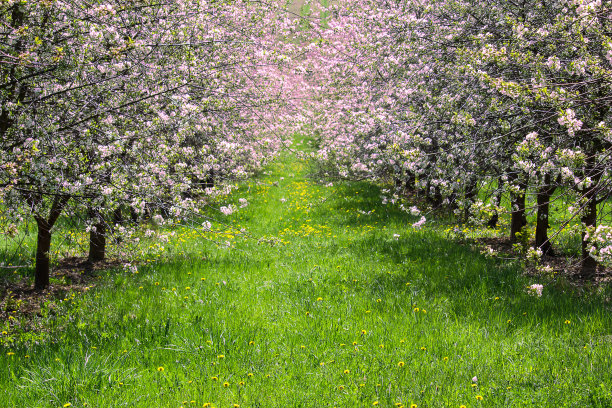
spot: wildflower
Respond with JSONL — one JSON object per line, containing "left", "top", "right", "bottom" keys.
{"left": 376, "top": 298, "right": 381, "bottom": 303}
{"left": 239, "top": 381, "right": 245, "bottom": 386}
{"left": 211, "top": 376, "right": 218, "bottom": 381}
{"left": 411, "top": 405, "right": 417, "bottom": 408}
{"left": 413, "top": 307, "right": 419, "bottom": 312}
{"left": 7, "top": 352, "right": 15, "bottom": 356}
{"left": 157, "top": 367, "right": 164, "bottom": 372}
{"left": 443, "top": 357, "right": 449, "bottom": 362}
{"left": 343, "top": 369, "right": 350, "bottom": 374}
{"left": 528, "top": 284, "right": 543, "bottom": 297}
{"left": 361, "top": 330, "right": 367, "bottom": 335}
{"left": 248, "top": 373, "right": 253, "bottom": 377}
{"left": 379, "top": 344, "right": 384, "bottom": 349}
{"left": 317, "top": 297, "right": 323, "bottom": 301}
{"left": 249, "top": 341, "right": 255, "bottom": 345}
{"left": 398, "top": 361, "right": 405, "bottom": 367}
{"left": 373, "top": 402, "right": 379, "bottom": 406}
{"left": 564, "top": 320, "right": 571, "bottom": 324}
{"left": 420, "top": 347, "right": 426, "bottom": 351}
{"left": 476, "top": 395, "right": 483, "bottom": 401}
{"left": 217, "top": 355, "right": 225, "bottom": 359}
{"left": 338, "top": 385, "right": 345, "bottom": 390}
{"left": 63, "top": 404, "right": 72, "bottom": 408}
{"left": 233, "top": 405, "right": 240, "bottom": 408}
{"left": 460, "top": 406, "right": 467, "bottom": 408}
{"left": 223, "top": 382, "right": 229, "bottom": 387}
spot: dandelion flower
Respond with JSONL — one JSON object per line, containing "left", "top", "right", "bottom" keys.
{"left": 373, "top": 402, "right": 379, "bottom": 406}
{"left": 157, "top": 367, "right": 164, "bottom": 372}
{"left": 223, "top": 382, "right": 229, "bottom": 387}
{"left": 411, "top": 404, "right": 417, "bottom": 408}
{"left": 338, "top": 385, "right": 345, "bottom": 390}
{"left": 476, "top": 395, "right": 483, "bottom": 401}
{"left": 564, "top": 320, "right": 571, "bottom": 324}
{"left": 316, "top": 297, "right": 323, "bottom": 301}
{"left": 361, "top": 330, "right": 367, "bottom": 335}
{"left": 63, "top": 404, "right": 72, "bottom": 408}
{"left": 398, "top": 361, "right": 405, "bottom": 367}
{"left": 344, "top": 369, "right": 350, "bottom": 374}
{"left": 217, "top": 355, "right": 225, "bottom": 359}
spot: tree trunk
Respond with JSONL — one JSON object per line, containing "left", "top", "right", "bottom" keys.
{"left": 535, "top": 176, "right": 556, "bottom": 256}
{"left": 88, "top": 212, "right": 106, "bottom": 262}
{"left": 580, "top": 190, "right": 599, "bottom": 279}
{"left": 33, "top": 195, "right": 70, "bottom": 290}
{"left": 34, "top": 219, "right": 52, "bottom": 290}
{"left": 510, "top": 184, "right": 527, "bottom": 243}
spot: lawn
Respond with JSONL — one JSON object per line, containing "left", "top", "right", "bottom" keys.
{"left": 1, "top": 137, "right": 611, "bottom": 408}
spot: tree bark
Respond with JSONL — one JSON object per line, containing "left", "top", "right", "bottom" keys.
{"left": 88, "top": 211, "right": 106, "bottom": 262}
{"left": 510, "top": 184, "right": 527, "bottom": 243}
{"left": 535, "top": 175, "right": 556, "bottom": 256}
{"left": 580, "top": 188, "right": 599, "bottom": 279}
{"left": 34, "top": 219, "right": 52, "bottom": 290}
{"left": 33, "top": 195, "right": 70, "bottom": 290}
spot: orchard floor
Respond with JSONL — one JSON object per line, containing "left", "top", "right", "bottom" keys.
{"left": 2, "top": 138, "right": 612, "bottom": 408}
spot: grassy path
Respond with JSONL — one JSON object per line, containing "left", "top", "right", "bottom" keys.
{"left": 2, "top": 137, "right": 612, "bottom": 408}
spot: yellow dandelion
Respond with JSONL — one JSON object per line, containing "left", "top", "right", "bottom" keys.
{"left": 7, "top": 352, "right": 15, "bottom": 356}
{"left": 201, "top": 277, "right": 206, "bottom": 281}
{"left": 320, "top": 362, "right": 325, "bottom": 366}
{"left": 223, "top": 382, "right": 229, "bottom": 387}
{"left": 413, "top": 307, "right": 419, "bottom": 312}
{"left": 157, "top": 367, "right": 164, "bottom": 372}
{"left": 460, "top": 405, "right": 467, "bottom": 408}
{"left": 239, "top": 381, "right": 245, "bottom": 386}
{"left": 443, "top": 356, "right": 449, "bottom": 361}
{"left": 476, "top": 395, "right": 483, "bottom": 401}
{"left": 317, "top": 297, "right": 323, "bottom": 301}
{"left": 411, "top": 405, "right": 417, "bottom": 408}
{"left": 338, "top": 385, "right": 345, "bottom": 390}
{"left": 373, "top": 402, "right": 379, "bottom": 406}
{"left": 249, "top": 341, "right": 254, "bottom": 345}
{"left": 564, "top": 320, "right": 571, "bottom": 324}
{"left": 361, "top": 329, "right": 367, "bottom": 335}
{"left": 420, "top": 347, "right": 426, "bottom": 351}
{"left": 248, "top": 373, "right": 253, "bottom": 377}
{"left": 305, "top": 312, "right": 310, "bottom": 316}
{"left": 352, "top": 341, "right": 358, "bottom": 346}
{"left": 343, "top": 369, "right": 350, "bottom": 374}
{"left": 155, "top": 282, "right": 160, "bottom": 286}
{"left": 63, "top": 404, "right": 72, "bottom": 408}
{"left": 233, "top": 405, "right": 240, "bottom": 408}
{"left": 376, "top": 298, "right": 381, "bottom": 303}
{"left": 398, "top": 361, "right": 405, "bottom": 367}
{"left": 217, "top": 355, "right": 225, "bottom": 359}
{"left": 211, "top": 376, "right": 218, "bottom": 381}
{"left": 203, "top": 404, "right": 211, "bottom": 408}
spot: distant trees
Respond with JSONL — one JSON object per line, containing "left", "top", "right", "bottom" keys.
{"left": 303, "top": 0, "right": 611, "bottom": 276}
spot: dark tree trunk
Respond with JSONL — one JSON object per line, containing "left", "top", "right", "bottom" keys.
{"left": 535, "top": 175, "right": 556, "bottom": 256}
{"left": 580, "top": 189, "right": 599, "bottom": 279}
{"left": 463, "top": 180, "right": 477, "bottom": 222}
{"left": 33, "top": 195, "right": 70, "bottom": 290}
{"left": 510, "top": 184, "right": 527, "bottom": 243}
{"left": 34, "top": 219, "right": 52, "bottom": 290}
{"left": 88, "top": 213, "right": 106, "bottom": 262}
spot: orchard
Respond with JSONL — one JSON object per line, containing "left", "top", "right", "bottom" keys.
{"left": 1, "top": 1, "right": 611, "bottom": 407}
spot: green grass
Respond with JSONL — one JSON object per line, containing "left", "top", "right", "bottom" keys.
{"left": 1, "top": 136, "right": 612, "bottom": 408}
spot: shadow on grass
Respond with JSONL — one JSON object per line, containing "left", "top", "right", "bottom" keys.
{"left": 314, "top": 179, "right": 612, "bottom": 333}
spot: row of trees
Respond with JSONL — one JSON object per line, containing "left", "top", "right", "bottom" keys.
{"left": 1, "top": 0, "right": 300, "bottom": 288}
{"left": 302, "top": 0, "right": 611, "bottom": 276}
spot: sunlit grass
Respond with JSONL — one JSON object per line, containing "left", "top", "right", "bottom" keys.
{"left": 1, "top": 135, "right": 612, "bottom": 407}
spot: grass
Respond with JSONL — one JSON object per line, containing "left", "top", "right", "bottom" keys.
{"left": 1, "top": 135, "right": 612, "bottom": 408}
